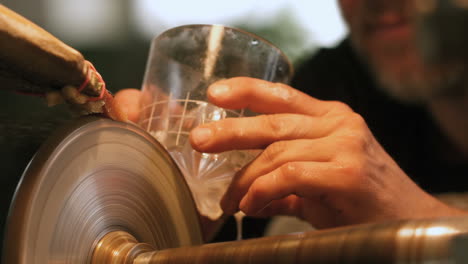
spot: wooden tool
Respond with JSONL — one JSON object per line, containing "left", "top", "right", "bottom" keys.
{"left": 0, "top": 4, "right": 125, "bottom": 121}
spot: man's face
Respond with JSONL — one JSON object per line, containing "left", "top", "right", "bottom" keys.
{"left": 338, "top": 0, "right": 466, "bottom": 102}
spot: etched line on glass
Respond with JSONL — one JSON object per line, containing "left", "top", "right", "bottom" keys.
{"left": 141, "top": 100, "right": 241, "bottom": 117}
{"left": 165, "top": 92, "right": 172, "bottom": 138}
{"left": 176, "top": 92, "right": 191, "bottom": 146}
{"left": 146, "top": 97, "right": 156, "bottom": 132}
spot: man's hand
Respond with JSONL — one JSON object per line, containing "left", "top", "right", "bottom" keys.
{"left": 189, "top": 77, "right": 464, "bottom": 228}
{"left": 113, "top": 88, "right": 142, "bottom": 123}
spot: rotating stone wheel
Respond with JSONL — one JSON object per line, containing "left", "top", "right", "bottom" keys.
{"left": 2, "top": 117, "right": 203, "bottom": 263}
{"left": 4, "top": 117, "right": 468, "bottom": 264}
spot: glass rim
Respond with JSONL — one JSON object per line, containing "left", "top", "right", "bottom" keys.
{"left": 152, "top": 24, "right": 294, "bottom": 81}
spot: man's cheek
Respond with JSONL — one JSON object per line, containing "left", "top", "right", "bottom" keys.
{"left": 337, "top": 0, "right": 361, "bottom": 24}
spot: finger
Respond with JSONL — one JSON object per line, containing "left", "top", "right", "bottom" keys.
{"left": 190, "top": 113, "right": 343, "bottom": 153}
{"left": 248, "top": 195, "right": 301, "bottom": 217}
{"left": 113, "top": 88, "right": 142, "bottom": 123}
{"left": 207, "top": 77, "right": 349, "bottom": 116}
{"left": 237, "top": 161, "right": 342, "bottom": 216}
{"left": 220, "top": 138, "right": 338, "bottom": 214}
{"left": 251, "top": 195, "right": 342, "bottom": 229}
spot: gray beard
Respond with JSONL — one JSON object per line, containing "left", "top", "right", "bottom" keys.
{"left": 370, "top": 61, "right": 468, "bottom": 104}
{"left": 350, "top": 39, "right": 468, "bottom": 103}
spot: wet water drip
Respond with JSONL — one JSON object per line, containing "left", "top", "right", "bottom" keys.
{"left": 234, "top": 211, "right": 246, "bottom": 241}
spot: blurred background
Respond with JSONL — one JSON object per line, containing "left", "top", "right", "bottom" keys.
{"left": 2, "top": 0, "right": 347, "bottom": 91}
{"left": 0, "top": 0, "right": 347, "bottom": 244}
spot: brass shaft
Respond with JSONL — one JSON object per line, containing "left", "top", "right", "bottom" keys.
{"left": 92, "top": 231, "right": 154, "bottom": 264}
{"left": 93, "top": 216, "right": 468, "bottom": 264}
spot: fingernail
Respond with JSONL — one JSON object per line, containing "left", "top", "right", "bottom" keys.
{"left": 209, "top": 84, "right": 231, "bottom": 98}
{"left": 191, "top": 127, "right": 212, "bottom": 146}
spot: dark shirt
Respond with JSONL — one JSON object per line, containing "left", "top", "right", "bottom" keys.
{"left": 292, "top": 38, "right": 468, "bottom": 193}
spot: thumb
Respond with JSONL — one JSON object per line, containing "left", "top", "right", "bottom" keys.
{"left": 113, "top": 88, "right": 142, "bottom": 123}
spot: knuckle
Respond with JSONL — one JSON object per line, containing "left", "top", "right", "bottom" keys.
{"left": 342, "top": 158, "right": 365, "bottom": 177}
{"left": 327, "top": 101, "right": 353, "bottom": 114}
{"left": 346, "top": 112, "right": 367, "bottom": 130}
{"left": 263, "top": 114, "right": 307, "bottom": 139}
{"left": 263, "top": 114, "right": 289, "bottom": 137}
{"left": 272, "top": 82, "right": 297, "bottom": 102}
{"left": 261, "top": 141, "right": 288, "bottom": 163}
{"left": 336, "top": 158, "right": 367, "bottom": 188}
{"left": 345, "top": 131, "right": 369, "bottom": 152}
{"left": 279, "top": 162, "right": 302, "bottom": 182}
{"left": 249, "top": 180, "right": 268, "bottom": 199}
{"left": 335, "top": 113, "right": 372, "bottom": 152}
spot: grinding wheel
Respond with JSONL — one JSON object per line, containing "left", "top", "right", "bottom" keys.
{"left": 5, "top": 116, "right": 468, "bottom": 264}
{"left": 2, "top": 117, "right": 203, "bottom": 263}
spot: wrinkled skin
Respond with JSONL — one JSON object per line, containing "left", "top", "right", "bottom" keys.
{"left": 112, "top": 0, "right": 468, "bottom": 229}
{"left": 114, "top": 77, "right": 465, "bottom": 229}
{"left": 188, "top": 77, "right": 465, "bottom": 228}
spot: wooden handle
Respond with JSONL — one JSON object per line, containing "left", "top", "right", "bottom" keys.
{"left": 0, "top": 4, "right": 127, "bottom": 121}
{"left": 0, "top": 4, "right": 86, "bottom": 92}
